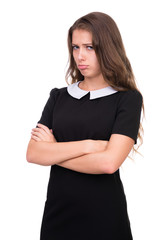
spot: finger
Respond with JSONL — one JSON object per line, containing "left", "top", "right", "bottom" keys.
{"left": 31, "top": 134, "right": 41, "bottom": 142}
{"left": 32, "top": 127, "right": 52, "bottom": 140}
{"left": 34, "top": 126, "right": 54, "bottom": 139}
{"left": 31, "top": 130, "right": 45, "bottom": 141}
{"left": 32, "top": 127, "right": 50, "bottom": 139}
{"left": 32, "top": 126, "right": 54, "bottom": 142}
{"left": 37, "top": 123, "right": 50, "bottom": 134}
{"left": 32, "top": 127, "right": 46, "bottom": 136}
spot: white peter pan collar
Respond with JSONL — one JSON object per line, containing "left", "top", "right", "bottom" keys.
{"left": 67, "top": 81, "right": 118, "bottom": 100}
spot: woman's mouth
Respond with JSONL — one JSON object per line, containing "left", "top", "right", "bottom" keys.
{"left": 78, "top": 65, "right": 88, "bottom": 70}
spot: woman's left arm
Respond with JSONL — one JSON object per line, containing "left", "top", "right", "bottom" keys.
{"left": 57, "top": 134, "right": 134, "bottom": 174}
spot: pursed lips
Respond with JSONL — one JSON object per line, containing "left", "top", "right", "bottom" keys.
{"left": 78, "top": 65, "right": 89, "bottom": 70}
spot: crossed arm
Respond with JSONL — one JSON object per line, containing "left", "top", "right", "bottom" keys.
{"left": 26, "top": 123, "right": 134, "bottom": 174}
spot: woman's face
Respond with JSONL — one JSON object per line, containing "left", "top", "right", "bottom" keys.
{"left": 72, "top": 29, "right": 102, "bottom": 80}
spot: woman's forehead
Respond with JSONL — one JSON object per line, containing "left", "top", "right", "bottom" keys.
{"left": 72, "top": 29, "right": 92, "bottom": 44}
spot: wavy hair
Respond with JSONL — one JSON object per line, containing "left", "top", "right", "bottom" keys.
{"left": 65, "top": 12, "right": 144, "bottom": 153}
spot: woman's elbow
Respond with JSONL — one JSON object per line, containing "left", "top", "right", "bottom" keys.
{"left": 102, "top": 157, "right": 119, "bottom": 174}
{"left": 26, "top": 148, "right": 35, "bottom": 163}
{"left": 104, "top": 164, "right": 117, "bottom": 174}
{"left": 26, "top": 140, "right": 37, "bottom": 163}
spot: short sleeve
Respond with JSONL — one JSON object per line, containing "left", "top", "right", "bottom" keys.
{"left": 37, "top": 88, "right": 59, "bottom": 129}
{"left": 111, "top": 90, "right": 143, "bottom": 144}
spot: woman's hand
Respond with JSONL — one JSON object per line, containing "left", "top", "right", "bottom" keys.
{"left": 31, "top": 123, "right": 57, "bottom": 143}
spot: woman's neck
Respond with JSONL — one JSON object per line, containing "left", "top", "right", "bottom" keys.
{"left": 79, "top": 78, "right": 109, "bottom": 91}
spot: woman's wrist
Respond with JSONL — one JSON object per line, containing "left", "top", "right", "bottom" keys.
{"left": 84, "top": 139, "right": 108, "bottom": 154}
{"left": 82, "top": 140, "right": 94, "bottom": 154}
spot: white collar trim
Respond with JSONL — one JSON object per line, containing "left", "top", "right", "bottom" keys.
{"left": 67, "top": 81, "right": 118, "bottom": 99}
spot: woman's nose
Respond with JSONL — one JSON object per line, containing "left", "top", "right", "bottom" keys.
{"left": 78, "top": 48, "right": 86, "bottom": 61}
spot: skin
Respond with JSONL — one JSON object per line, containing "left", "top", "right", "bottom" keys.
{"left": 28, "top": 29, "right": 134, "bottom": 174}
{"left": 72, "top": 29, "right": 109, "bottom": 90}
{"left": 28, "top": 124, "right": 108, "bottom": 174}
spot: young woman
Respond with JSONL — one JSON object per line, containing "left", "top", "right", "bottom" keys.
{"left": 26, "top": 12, "right": 143, "bottom": 240}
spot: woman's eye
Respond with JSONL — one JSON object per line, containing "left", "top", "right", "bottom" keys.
{"left": 87, "top": 46, "right": 93, "bottom": 50}
{"left": 72, "top": 45, "right": 79, "bottom": 50}
{"left": 72, "top": 45, "right": 93, "bottom": 50}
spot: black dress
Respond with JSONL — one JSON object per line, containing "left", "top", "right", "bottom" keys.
{"left": 38, "top": 81, "right": 142, "bottom": 240}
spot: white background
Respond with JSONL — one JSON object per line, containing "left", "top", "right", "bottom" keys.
{"left": 0, "top": 0, "right": 159, "bottom": 239}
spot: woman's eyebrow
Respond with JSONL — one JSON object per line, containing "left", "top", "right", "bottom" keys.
{"left": 72, "top": 43, "right": 93, "bottom": 46}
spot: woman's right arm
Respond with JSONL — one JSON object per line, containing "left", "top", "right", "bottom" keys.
{"left": 26, "top": 139, "right": 106, "bottom": 166}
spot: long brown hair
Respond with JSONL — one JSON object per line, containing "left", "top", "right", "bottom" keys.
{"left": 65, "top": 12, "right": 144, "bottom": 152}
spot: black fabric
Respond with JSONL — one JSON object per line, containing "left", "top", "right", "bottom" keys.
{"left": 111, "top": 90, "right": 142, "bottom": 144}
{"left": 37, "top": 88, "right": 59, "bottom": 129}
{"left": 38, "top": 87, "right": 142, "bottom": 240}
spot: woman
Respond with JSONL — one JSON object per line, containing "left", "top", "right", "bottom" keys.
{"left": 26, "top": 12, "right": 143, "bottom": 240}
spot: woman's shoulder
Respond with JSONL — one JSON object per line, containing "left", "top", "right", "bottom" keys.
{"left": 115, "top": 89, "right": 143, "bottom": 110}
{"left": 49, "top": 86, "right": 67, "bottom": 97}
{"left": 118, "top": 89, "right": 143, "bottom": 101}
